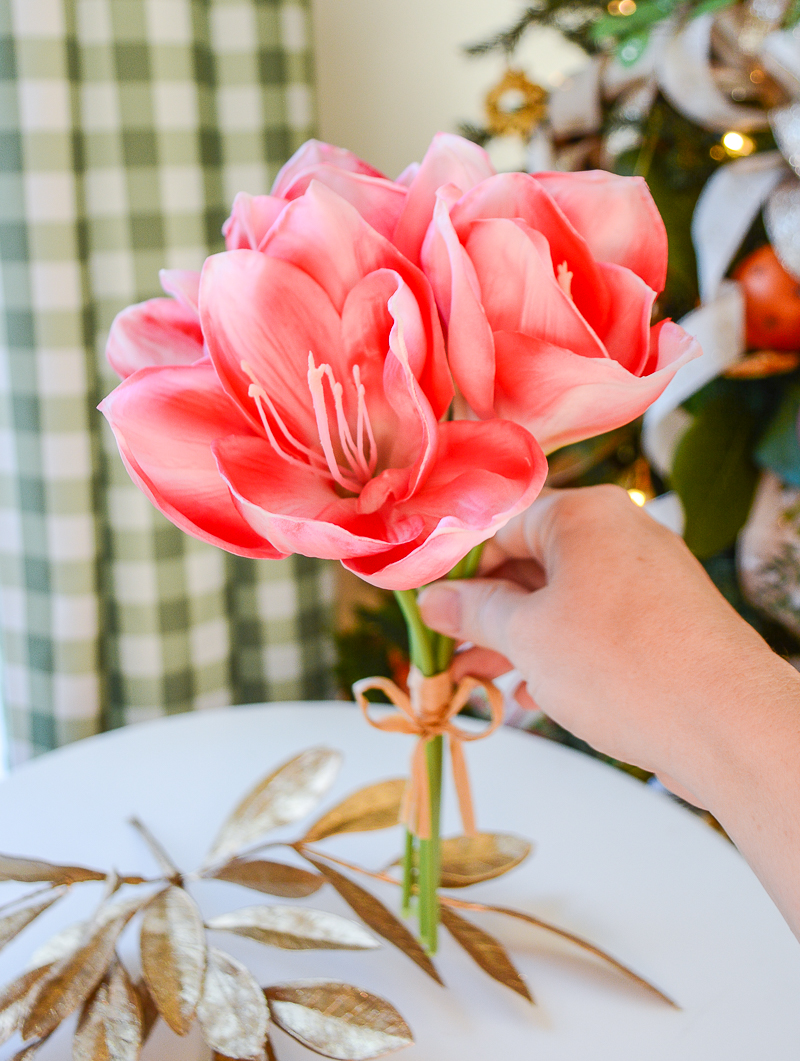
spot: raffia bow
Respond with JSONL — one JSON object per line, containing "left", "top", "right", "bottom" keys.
{"left": 352, "top": 666, "right": 504, "bottom": 839}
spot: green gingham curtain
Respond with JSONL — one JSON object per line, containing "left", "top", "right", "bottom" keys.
{"left": 0, "top": 0, "right": 334, "bottom": 766}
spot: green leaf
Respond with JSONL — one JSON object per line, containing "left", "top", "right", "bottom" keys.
{"left": 755, "top": 381, "right": 800, "bottom": 487}
{"left": 691, "top": 0, "right": 736, "bottom": 17}
{"left": 671, "top": 394, "right": 760, "bottom": 559}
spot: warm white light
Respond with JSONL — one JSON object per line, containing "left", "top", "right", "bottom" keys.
{"left": 628, "top": 488, "right": 647, "bottom": 507}
{"left": 722, "top": 132, "right": 745, "bottom": 152}
{"left": 721, "top": 131, "right": 755, "bottom": 157}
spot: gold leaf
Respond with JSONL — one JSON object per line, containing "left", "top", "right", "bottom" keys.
{"left": 140, "top": 886, "right": 206, "bottom": 1035}
{"left": 0, "top": 966, "right": 51, "bottom": 1048}
{"left": 26, "top": 921, "right": 86, "bottom": 970}
{"left": 302, "top": 780, "right": 406, "bottom": 843}
{"left": 0, "top": 855, "right": 104, "bottom": 885}
{"left": 73, "top": 960, "right": 143, "bottom": 1061}
{"left": 22, "top": 896, "right": 144, "bottom": 1040}
{"left": 133, "top": 978, "right": 159, "bottom": 1041}
{"left": 0, "top": 890, "right": 65, "bottom": 954}
{"left": 207, "top": 859, "right": 324, "bottom": 898}
{"left": 439, "top": 906, "right": 533, "bottom": 1003}
{"left": 265, "top": 980, "right": 413, "bottom": 1060}
{"left": 304, "top": 857, "right": 443, "bottom": 986}
{"left": 8, "top": 1035, "right": 51, "bottom": 1060}
{"left": 206, "top": 748, "right": 342, "bottom": 865}
{"left": 438, "top": 834, "right": 532, "bottom": 888}
{"left": 207, "top": 905, "right": 380, "bottom": 951}
{"left": 196, "top": 947, "right": 270, "bottom": 1059}
{"left": 467, "top": 902, "right": 679, "bottom": 1007}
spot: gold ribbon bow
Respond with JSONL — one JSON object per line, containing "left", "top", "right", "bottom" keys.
{"left": 352, "top": 666, "right": 504, "bottom": 840}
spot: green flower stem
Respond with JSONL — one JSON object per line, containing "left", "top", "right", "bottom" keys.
{"left": 393, "top": 550, "right": 484, "bottom": 951}
{"left": 401, "top": 829, "right": 416, "bottom": 916}
{"left": 420, "top": 734, "right": 443, "bottom": 953}
{"left": 394, "top": 589, "right": 436, "bottom": 935}
{"left": 395, "top": 589, "right": 436, "bottom": 678}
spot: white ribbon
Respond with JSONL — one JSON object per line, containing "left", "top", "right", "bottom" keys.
{"left": 642, "top": 281, "right": 745, "bottom": 476}
{"left": 657, "top": 14, "right": 770, "bottom": 132}
{"left": 693, "top": 151, "right": 787, "bottom": 303}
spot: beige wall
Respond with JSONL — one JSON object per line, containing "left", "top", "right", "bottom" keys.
{"left": 309, "top": 0, "right": 585, "bottom": 178}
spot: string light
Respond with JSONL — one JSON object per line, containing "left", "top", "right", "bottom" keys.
{"left": 607, "top": 0, "right": 637, "bottom": 13}
{"left": 721, "top": 131, "right": 756, "bottom": 157}
{"left": 628, "top": 488, "right": 647, "bottom": 507}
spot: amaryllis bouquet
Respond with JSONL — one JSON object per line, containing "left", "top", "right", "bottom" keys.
{"left": 100, "top": 133, "right": 700, "bottom": 955}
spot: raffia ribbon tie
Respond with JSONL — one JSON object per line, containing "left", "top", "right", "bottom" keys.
{"left": 352, "top": 665, "right": 504, "bottom": 840}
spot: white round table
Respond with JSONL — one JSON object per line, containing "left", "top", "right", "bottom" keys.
{"left": 1, "top": 703, "right": 798, "bottom": 1061}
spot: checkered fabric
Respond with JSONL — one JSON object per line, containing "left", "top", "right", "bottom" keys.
{"left": 0, "top": 0, "right": 334, "bottom": 766}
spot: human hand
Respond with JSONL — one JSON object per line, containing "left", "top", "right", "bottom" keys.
{"left": 418, "top": 485, "right": 795, "bottom": 808}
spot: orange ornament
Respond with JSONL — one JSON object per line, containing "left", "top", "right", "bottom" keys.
{"left": 733, "top": 245, "right": 800, "bottom": 351}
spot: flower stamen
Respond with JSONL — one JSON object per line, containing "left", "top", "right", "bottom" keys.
{"left": 323, "top": 365, "right": 372, "bottom": 483}
{"left": 353, "top": 364, "right": 378, "bottom": 475}
{"left": 556, "top": 261, "right": 573, "bottom": 300}
{"left": 307, "top": 354, "right": 363, "bottom": 494}
{"left": 240, "top": 360, "right": 327, "bottom": 473}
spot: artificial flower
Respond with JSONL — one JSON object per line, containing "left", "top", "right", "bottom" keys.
{"left": 421, "top": 167, "right": 701, "bottom": 453}
{"left": 101, "top": 183, "right": 547, "bottom": 589}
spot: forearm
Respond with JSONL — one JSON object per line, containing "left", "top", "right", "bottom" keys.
{"left": 687, "top": 653, "right": 800, "bottom": 940}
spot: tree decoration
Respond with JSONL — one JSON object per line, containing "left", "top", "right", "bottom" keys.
{"left": 484, "top": 68, "right": 549, "bottom": 139}
{"left": 0, "top": 747, "right": 676, "bottom": 1060}
{"left": 456, "top": 0, "right": 800, "bottom": 663}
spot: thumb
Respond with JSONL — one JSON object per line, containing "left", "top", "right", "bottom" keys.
{"left": 417, "top": 578, "right": 528, "bottom": 656}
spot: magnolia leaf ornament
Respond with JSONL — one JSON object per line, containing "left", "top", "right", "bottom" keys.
{"left": 0, "top": 856, "right": 105, "bottom": 886}
{"left": 0, "top": 739, "right": 675, "bottom": 1060}
{"left": 140, "top": 886, "right": 206, "bottom": 1035}
{"left": 0, "top": 891, "right": 66, "bottom": 954}
{"left": 206, "top": 859, "right": 325, "bottom": 898}
{"left": 439, "top": 906, "right": 533, "bottom": 1003}
{"left": 302, "top": 856, "right": 443, "bottom": 985}
{"left": 207, "top": 906, "right": 380, "bottom": 951}
{"left": 22, "top": 896, "right": 145, "bottom": 1040}
{"left": 302, "top": 780, "right": 406, "bottom": 843}
{"left": 206, "top": 749, "right": 342, "bottom": 865}
{"left": 72, "top": 960, "right": 143, "bottom": 1061}
{"left": 437, "top": 833, "right": 532, "bottom": 888}
{"left": 195, "top": 948, "right": 270, "bottom": 1060}
{"left": 265, "top": 981, "right": 414, "bottom": 1061}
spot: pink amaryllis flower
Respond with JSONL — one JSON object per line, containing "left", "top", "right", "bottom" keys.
{"left": 105, "top": 134, "right": 494, "bottom": 381}
{"left": 223, "top": 133, "right": 494, "bottom": 264}
{"left": 422, "top": 168, "right": 701, "bottom": 453}
{"left": 100, "top": 183, "right": 547, "bottom": 590}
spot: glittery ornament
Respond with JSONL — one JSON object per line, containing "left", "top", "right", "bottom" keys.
{"left": 765, "top": 178, "right": 800, "bottom": 279}
{"left": 770, "top": 103, "right": 800, "bottom": 177}
{"left": 733, "top": 243, "right": 800, "bottom": 348}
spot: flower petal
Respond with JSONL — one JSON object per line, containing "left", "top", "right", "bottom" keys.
{"left": 393, "top": 132, "right": 495, "bottom": 264}
{"left": 271, "top": 139, "right": 386, "bottom": 198}
{"left": 106, "top": 297, "right": 204, "bottom": 379}
{"left": 159, "top": 269, "right": 201, "bottom": 312}
{"left": 262, "top": 182, "right": 452, "bottom": 417}
{"left": 100, "top": 364, "right": 283, "bottom": 558}
{"left": 200, "top": 249, "right": 343, "bottom": 440}
{"left": 222, "top": 193, "right": 286, "bottom": 250}
{"left": 467, "top": 219, "right": 607, "bottom": 359}
{"left": 534, "top": 170, "right": 668, "bottom": 292}
{"left": 597, "top": 261, "right": 656, "bottom": 375}
{"left": 213, "top": 434, "right": 423, "bottom": 559}
{"left": 451, "top": 172, "right": 610, "bottom": 333}
{"left": 346, "top": 418, "right": 546, "bottom": 590}
{"left": 422, "top": 193, "right": 496, "bottom": 418}
{"left": 277, "top": 166, "right": 408, "bottom": 240}
{"left": 492, "top": 326, "right": 700, "bottom": 453}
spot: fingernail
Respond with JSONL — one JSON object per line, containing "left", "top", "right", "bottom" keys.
{"left": 417, "top": 584, "right": 461, "bottom": 637}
